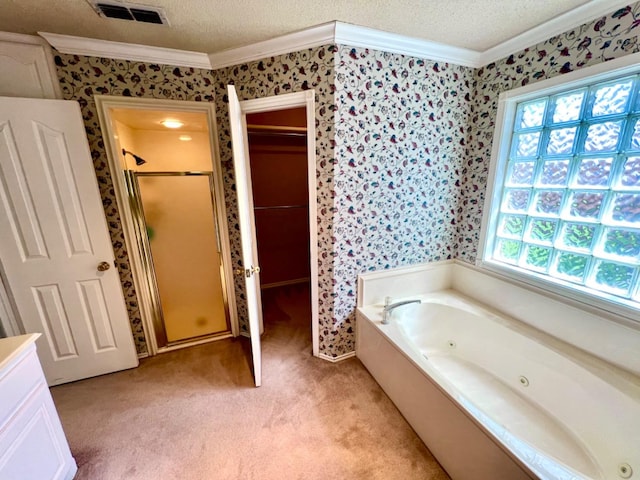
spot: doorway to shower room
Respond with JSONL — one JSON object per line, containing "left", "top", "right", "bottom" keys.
{"left": 109, "top": 108, "right": 232, "bottom": 350}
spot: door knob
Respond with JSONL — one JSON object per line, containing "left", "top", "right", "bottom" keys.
{"left": 97, "top": 261, "right": 111, "bottom": 272}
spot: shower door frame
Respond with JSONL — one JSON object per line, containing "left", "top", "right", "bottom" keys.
{"left": 95, "top": 96, "right": 238, "bottom": 356}
{"left": 125, "top": 170, "right": 232, "bottom": 349}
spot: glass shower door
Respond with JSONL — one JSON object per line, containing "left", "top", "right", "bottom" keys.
{"left": 128, "top": 171, "right": 230, "bottom": 345}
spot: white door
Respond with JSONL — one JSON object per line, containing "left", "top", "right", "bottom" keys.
{"left": 227, "top": 85, "right": 262, "bottom": 387}
{"left": 0, "top": 96, "right": 138, "bottom": 386}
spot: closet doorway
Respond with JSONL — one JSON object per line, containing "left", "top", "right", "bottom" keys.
{"left": 231, "top": 90, "right": 319, "bottom": 362}
{"left": 96, "top": 97, "right": 237, "bottom": 356}
{"left": 247, "top": 108, "right": 309, "bottom": 289}
{"left": 247, "top": 107, "right": 312, "bottom": 349}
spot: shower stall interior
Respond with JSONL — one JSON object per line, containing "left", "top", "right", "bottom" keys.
{"left": 109, "top": 107, "right": 232, "bottom": 350}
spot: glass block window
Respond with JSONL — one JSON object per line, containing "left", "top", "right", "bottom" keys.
{"left": 486, "top": 73, "right": 640, "bottom": 305}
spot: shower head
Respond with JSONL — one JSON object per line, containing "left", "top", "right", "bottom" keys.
{"left": 122, "top": 149, "right": 147, "bottom": 166}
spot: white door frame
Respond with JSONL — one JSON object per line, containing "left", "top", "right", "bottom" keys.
{"left": 0, "top": 265, "right": 21, "bottom": 337}
{"left": 95, "top": 96, "right": 238, "bottom": 355}
{"left": 237, "top": 90, "right": 320, "bottom": 357}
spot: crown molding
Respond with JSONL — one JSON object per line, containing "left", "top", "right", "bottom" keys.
{"left": 207, "top": 21, "right": 480, "bottom": 69}
{"left": 478, "top": 0, "right": 635, "bottom": 66}
{"left": 208, "top": 22, "right": 335, "bottom": 70}
{"left": 36, "top": 1, "right": 633, "bottom": 71}
{"left": 38, "top": 32, "right": 212, "bottom": 69}
{"left": 0, "top": 31, "right": 50, "bottom": 46}
{"left": 334, "top": 22, "right": 480, "bottom": 67}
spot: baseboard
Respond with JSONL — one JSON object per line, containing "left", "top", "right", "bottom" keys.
{"left": 235, "top": 336, "right": 354, "bottom": 362}
{"left": 137, "top": 352, "right": 149, "bottom": 360}
{"left": 318, "top": 351, "right": 356, "bottom": 363}
{"left": 240, "top": 331, "right": 355, "bottom": 363}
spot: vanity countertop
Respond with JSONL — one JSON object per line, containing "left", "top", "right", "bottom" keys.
{"left": 0, "top": 333, "right": 40, "bottom": 372}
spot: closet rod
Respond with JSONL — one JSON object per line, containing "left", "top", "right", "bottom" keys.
{"left": 247, "top": 124, "right": 307, "bottom": 133}
{"left": 247, "top": 124, "right": 307, "bottom": 137}
{"left": 254, "top": 204, "right": 307, "bottom": 210}
{"left": 247, "top": 131, "right": 307, "bottom": 138}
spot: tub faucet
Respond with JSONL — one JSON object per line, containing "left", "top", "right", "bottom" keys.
{"left": 381, "top": 297, "right": 421, "bottom": 324}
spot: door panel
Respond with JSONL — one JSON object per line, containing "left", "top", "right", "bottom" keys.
{"left": 228, "top": 85, "right": 262, "bottom": 387}
{"left": 0, "top": 121, "right": 49, "bottom": 259}
{"left": 34, "top": 120, "right": 93, "bottom": 255}
{"left": 77, "top": 279, "right": 117, "bottom": 351}
{"left": 0, "top": 97, "right": 138, "bottom": 385}
{"left": 32, "top": 284, "right": 77, "bottom": 359}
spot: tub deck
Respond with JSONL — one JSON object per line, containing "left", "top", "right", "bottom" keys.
{"left": 357, "top": 291, "right": 640, "bottom": 480}
{"left": 427, "top": 354, "right": 600, "bottom": 479}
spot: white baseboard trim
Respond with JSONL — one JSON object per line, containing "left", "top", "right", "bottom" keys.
{"left": 318, "top": 351, "right": 356, "bottom": 363}
{"left": 238, "top": 333, "right": 355, "bottom": 363}
{"left": 137, "top": 352, "right": 149, "bottom": 360}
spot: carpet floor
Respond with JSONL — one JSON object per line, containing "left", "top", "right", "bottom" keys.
{"left": 51, "top": 283, "right": 451, "bottom": 480}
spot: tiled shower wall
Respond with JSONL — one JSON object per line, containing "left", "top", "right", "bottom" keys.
{"left": 53, "top": 1, "right": 640, "bottom": 357}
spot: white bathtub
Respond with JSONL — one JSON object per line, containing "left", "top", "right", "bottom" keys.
{"left": 356, "top": 290, "right": 640, "bottom": 480}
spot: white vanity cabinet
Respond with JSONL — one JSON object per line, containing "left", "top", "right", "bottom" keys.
{"left": 0, "top": 334, "right": 77, "bottom": 480}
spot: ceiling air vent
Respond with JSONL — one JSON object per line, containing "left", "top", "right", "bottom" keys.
{"left": 89, "top": 1, "right": 169, "bottom": 25}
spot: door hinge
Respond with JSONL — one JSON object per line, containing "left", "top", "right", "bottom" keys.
{"left": 234, "top": 265, "right": 260, "bottom": 278}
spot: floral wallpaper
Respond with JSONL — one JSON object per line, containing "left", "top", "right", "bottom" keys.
{"left": 332, "top": 47, "right": 473, "bottom": 354}
{"left": 51, "top": 0, "right": 640, "bottom": 359}
{"left": 212, "top": 47, "right": 337, "bottom": 347}
{"left": 53, "top": 47, "right": 337, "bottom": 356}
{"left": 458, "top": 2, "right": 640, "bottom": 263}
{"left": 55, "top": 55, "right": 222, "bottom": 354}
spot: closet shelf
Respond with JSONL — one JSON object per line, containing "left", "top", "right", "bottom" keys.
{"left": 247, "top": 124, "right": 307, "bottom": 137}
{"left": 254, "top": 204, "right": 307, "bottom": 210}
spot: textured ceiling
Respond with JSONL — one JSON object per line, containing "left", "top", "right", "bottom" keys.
{"left": 0, "top": 0, "right": 602, "bottom": 54}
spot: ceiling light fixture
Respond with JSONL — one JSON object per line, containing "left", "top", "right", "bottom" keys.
{"left": 179, "top": 135, "right": 192, "bottom": 141}
{"left": 161, "top": 119, "right": 184, "bottom": 129}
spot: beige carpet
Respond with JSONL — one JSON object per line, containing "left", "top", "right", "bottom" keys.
{"left": 51, "top": 284, "right": 451, "bottom": 480}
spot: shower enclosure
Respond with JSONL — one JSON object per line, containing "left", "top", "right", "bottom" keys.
{"left": 95, "top": 98, "right": 236, "bottom": 355}
{"left": 125, "top": 171, "right": 230, "bottom": 346}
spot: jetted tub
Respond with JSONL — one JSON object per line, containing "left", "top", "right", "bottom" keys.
{"left": 356, "top": 290, "right": 640, "bottom": 480}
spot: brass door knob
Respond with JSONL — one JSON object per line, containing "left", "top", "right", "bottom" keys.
{"left": 97, "top": 261, "right": 111, "bottom": 272}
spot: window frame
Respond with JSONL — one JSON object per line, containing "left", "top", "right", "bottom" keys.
{"left": 478, "top": 51, "right": 640, "bottom": 324}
